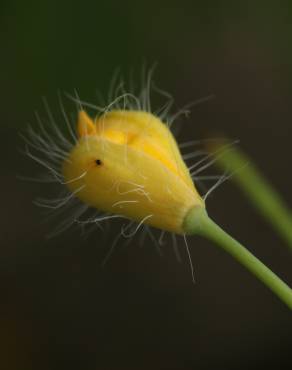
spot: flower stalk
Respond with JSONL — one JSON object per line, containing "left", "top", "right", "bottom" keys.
{"left": 208, "top": 142, "right": 292, "bottom": 251}
{"left": 183, "top": 207, "right": 292, "bottom": 310}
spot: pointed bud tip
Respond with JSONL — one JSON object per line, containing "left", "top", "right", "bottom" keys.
{"left": 77, "top": 110, "right": 96, "bottom": 138}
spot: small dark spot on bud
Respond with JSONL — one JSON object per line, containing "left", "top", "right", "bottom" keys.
{"left": 95, "top": 159, "right": 102, "bottom": 166}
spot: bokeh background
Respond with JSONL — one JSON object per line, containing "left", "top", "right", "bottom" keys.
{"left": 1, "top": 1, "right": 292, "bottom": 369}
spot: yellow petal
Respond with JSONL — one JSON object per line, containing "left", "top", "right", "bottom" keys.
{"left": 95, "top": 110, "right": 194, "bottom": 188}
{"left": 77, "top": 110, "right": 96, "bottom": 137}
{"left": 63, "top": 110, "right": 204, "bottom": 234}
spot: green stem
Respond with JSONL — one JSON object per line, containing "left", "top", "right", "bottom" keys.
{"left": 183, "top": 207, "right": 292, "bottom": 310}
{"left": 211, "top": 144, "right": 292, "bottom": 250}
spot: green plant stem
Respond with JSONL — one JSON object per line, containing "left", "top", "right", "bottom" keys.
{"left": 183, "top": 207, "right": 292, "bottom": 310}
{"left": 211, "top": 144, "right": 292, "bottom": 250}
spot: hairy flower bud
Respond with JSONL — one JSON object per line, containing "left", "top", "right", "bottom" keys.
{"left": 63, "top": 110, "right": 204, "bottom": 234}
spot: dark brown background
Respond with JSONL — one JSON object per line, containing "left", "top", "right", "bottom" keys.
{"left": 1, "top": 1, "right": 292, "bottom": 369}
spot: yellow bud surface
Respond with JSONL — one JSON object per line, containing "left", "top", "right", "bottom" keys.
{"left": 63, "top": 110, "right": 204, "bottom": 234}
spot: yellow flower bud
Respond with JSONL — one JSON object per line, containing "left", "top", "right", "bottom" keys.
{"left": 63, "top": 110, "right": 204, "bottom": 234}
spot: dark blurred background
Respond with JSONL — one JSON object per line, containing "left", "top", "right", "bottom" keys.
{"left": 1, "top": 1, "right": 292, "bottom": 369}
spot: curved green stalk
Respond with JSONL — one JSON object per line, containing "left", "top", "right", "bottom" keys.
{"left": 183, "top": 207, "right": 292, "bottom": 310}
{"left": 209, "top": 143, "right": 292, "bottom": 250}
